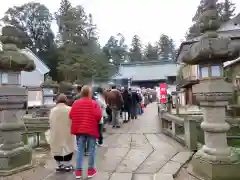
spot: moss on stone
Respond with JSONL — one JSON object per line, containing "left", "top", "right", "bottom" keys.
{"left": 41, "top": 77, "right": 59, "bottom": 88}
{"left": 0, "top": 45, "right": 35, "bottom": 72}
{"left": 0, "top": 26, "right": 35, "bottom": 72}
{"left": 58, "top": 81, "right": 73, "bottom": 93}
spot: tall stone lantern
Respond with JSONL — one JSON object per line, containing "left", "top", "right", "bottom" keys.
{"left": 180, "top": 1, "right": 240, "bottom": 180}
{"left": 0, "top": 26, "right": 35, "bottom": 175}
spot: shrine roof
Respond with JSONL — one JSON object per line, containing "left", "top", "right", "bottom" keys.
{"left": 113, "top": 61, "right": 177, "bottom": 81}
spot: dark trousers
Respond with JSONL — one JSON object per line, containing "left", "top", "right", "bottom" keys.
{"left": 98, "top": 123, "right": 103, "bottom": 144}
{"left": 54, "top": 152, "right": 73, "bottom": 162}
{"left": 131, "top": 105, "right": 137, "bottom": 119}
{"left": 106, "top": 106, "right": 112, "bottom": 123}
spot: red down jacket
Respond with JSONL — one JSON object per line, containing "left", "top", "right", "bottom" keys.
{"left": 69, "top": 97, "right": 102, "bottom": 138}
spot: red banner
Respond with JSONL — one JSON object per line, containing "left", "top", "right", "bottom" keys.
{"left": 160, "top": 83, "right": 167, "bottom": 104}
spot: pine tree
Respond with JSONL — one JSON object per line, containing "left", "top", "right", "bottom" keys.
{"left": 129, "top": 35, "right": 142, "bottom": 62}
{"left": 192, "top": 0, "right": 205, "bottom": 22}
{"left": 219, "top": 0, "right": 236, "bottom": 22}
{"left": 187, "top": 0, "right": 236, "bottom": 39}
{"left": 144, "top": 43, "right": 158, "bottom": 61}
{"left": 103, "top": 34, "right": 127, "bottom": 65}
{"left": 157, "top": 34, "right": 175, "bottom": 61}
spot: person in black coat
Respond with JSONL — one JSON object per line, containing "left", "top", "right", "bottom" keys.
{"left": 122, "top": 88, "right": 132, "bottom": 123}
{"left": 130, "top": 89, "right": 140, "bottom": 119}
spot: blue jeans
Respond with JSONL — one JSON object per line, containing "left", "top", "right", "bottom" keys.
{"left": 138, "top": 104, "right": 143, "bottom": 115}
{"left": 76, "top": 135, "right": 97, "bottom": 170}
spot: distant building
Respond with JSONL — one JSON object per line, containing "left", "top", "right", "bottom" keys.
{"left": 20, "top": 48, "right": 50, "bottom": 87}
{"left": 113, "top": 60, "right": 177, "bottom": 88}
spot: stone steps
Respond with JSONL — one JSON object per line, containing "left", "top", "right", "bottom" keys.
{"left": 154, "top": 151, "right": 193, "bottom": 179}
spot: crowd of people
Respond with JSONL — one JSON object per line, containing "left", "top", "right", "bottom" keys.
{"left": 48, "top": 84, "right": 155, "bottom": 179}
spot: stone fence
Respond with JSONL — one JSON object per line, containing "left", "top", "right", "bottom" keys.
{"left": 159, "top": 108, "right": 240, "bottom": 151}
{"left": 159, "top": 111, "right": 198, "bottom": 151}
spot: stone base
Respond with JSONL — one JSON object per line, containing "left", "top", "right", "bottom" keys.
{"left": 190, "top": 155, "right": 240, "bottom": 180}
{"left": 0, "top": 146, "right": 33, "bottom": 176}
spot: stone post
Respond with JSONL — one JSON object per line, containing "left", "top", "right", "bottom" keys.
{"left": 40, "top": 76, "right": 58, "bottom": 116}
{"left": 179, "top": 1, "right": 240, "bottom": 179}
{"left": 184, "top": 117, "right": 197, "bottom": 151}
{"left": 0, "top": 26, "right": 36, "bottom": 175}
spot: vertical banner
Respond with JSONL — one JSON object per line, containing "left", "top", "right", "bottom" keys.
{"left": 160, "top": 83, "right": 167, "bottom": 104}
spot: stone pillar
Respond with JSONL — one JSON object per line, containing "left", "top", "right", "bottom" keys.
{"left": 191, "top": 80, "right": 240, "bottom": 180}
{"left": 0, "top": 86, "right": 32, "bottom": 175}
{"left": 0, "top": 26, "right": 35, "bottom": 175}
{"left": 192, "top": 80, "right": 232, "bottom": 159}
{"left": 177, "top": 1, "right": 240, "bottom": 179}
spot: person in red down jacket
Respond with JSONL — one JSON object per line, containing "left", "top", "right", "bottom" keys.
{"left": 69, "top": 85, "right": 102, "bottom": 179}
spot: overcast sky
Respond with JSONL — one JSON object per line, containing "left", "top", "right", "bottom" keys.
{"left": 0, "top": 0, "right": 240, "bottom": 47}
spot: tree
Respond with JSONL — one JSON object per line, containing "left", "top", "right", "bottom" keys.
{"left": 129, "top": 35, "right": 142, "bottom": 62}
{"left": 55, "top": 0, "right": 111, "bottom": 82}
{"left": 103, "top": 34, "right": 127, "bottom": 65}
{"left": 219, "top": 0, "right": 236, "bottom": 22}
{"left": 2, "top": 2, "right": 53, "bottom": 53}
{"left": 187, "top": 0, "right": 236, "bottom": 39}
{"left": 186, "top": 23, "right": 201, "bottom": 40}
{"left": 192, "top": 0, "right": 223, "bottom": 22}
{"left": 55, "top": 1, "right": 89, "bottom": 81}
{"left": 157, "top": 34, "right": 175, "bottom": 61}
{"left": 144, "top": 43, "right": 158, "bottom": 60}
{"left": 1, "top": 2, "right": 61, "bottom": 80}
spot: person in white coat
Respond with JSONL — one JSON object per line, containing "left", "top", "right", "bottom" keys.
{"left": 95, "top": 88, "right": 108, "bottom": 146}
{"left": 49, "top": 94, "right": 75, "bottom": 172}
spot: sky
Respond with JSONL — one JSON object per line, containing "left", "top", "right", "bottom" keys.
{"left": 0, "top": 0, "right": 240, "bottom": 47}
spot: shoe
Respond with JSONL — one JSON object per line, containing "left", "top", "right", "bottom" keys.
{"left": 87, "top": 168, "right": 97, "bottom": 178}
{"left": 75, "top": 170, "right": 82, "bottom": 179}
{"left": 97, "top": 142, "right": 103, "bottom": 147}
{"left": 64, "top": 165, "right": 73, "bottom": 172}
{"left": 85, "top": 152, "right": 89, "bottom": 156}
{"left": 116, "top": 125, "right": 120, "bottom": 128}
{"left": 112, "top": 125, "right": 116, "bottom": 128}
{"left": 56, "top": 164, "right": 64, "bottom": 172}
{"left": 123, "top": 120, "right": 127, "bottom": 123}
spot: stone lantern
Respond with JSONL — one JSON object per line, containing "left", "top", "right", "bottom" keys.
{"left": 40, "top": 76, "right": 59, "bottom": 106}
{"left": 180, "top": 1, "right": 240, "bottom": 180}
{"left": 58, "top": 81, "right": 74, "bottom": 105}
{"left": 0, "top": 26, "right": 35, "bottom": 175}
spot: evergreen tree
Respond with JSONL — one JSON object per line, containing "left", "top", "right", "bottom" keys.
{"left": 55, "top": 0, "right": 110, "bottom": 82}
{"left": 219, "top": 0, "right": 236, "bottom": 22}
{"left": 129, "top": 35, "right": 142, "bottom": 62}
{"left": 144, "top": 43, "right": 158, "bottom": 60}
{"left": 103, "top": 34, "right": 127, "bottom": 66}
{"left": 187, "top": 0, "right": 236, "bottom": 39}
{"left": 157, "top": 34, "right": 175, "bottom": 61}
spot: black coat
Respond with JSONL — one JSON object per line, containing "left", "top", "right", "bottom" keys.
{"left": 131, "top": 91, "right": 140, "bottom": 106}
{"left": 122, "top": 91, "right": 132, "bottom": 111}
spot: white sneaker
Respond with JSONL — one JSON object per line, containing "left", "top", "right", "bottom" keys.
{"left": 96, "top": 142, "right": 103, "bottom": 147}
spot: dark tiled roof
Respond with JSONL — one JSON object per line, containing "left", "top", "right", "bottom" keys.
{"left": 114, "top": 61, "right": 177, "bottom": 81}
